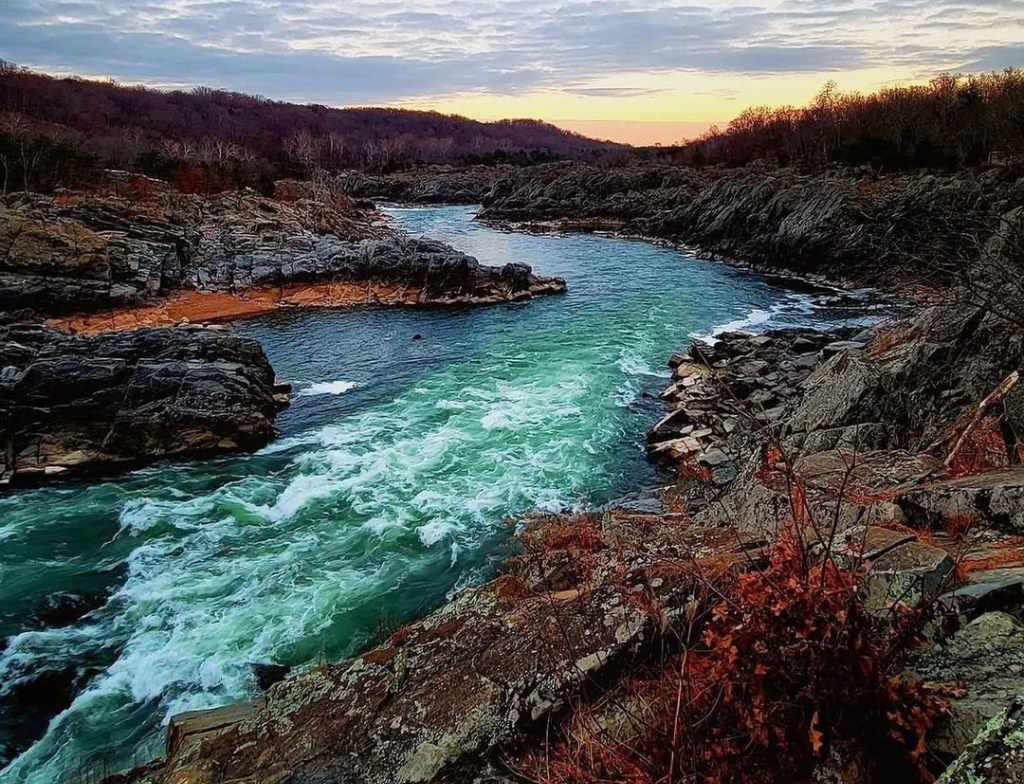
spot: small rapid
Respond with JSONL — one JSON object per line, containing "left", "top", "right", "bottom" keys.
{"left": 0, "top": 206, "right": 885, "bottom": 782}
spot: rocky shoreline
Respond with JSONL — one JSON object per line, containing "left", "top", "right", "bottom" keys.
{"left": 0, "top": 182, "right": 567, "bottom": 491}
{"left": 91, "top": 182, "right": 1024, "bottom": 783}
{"left": 340, "top": 166, "right": 507, "bottom": 205}
{"left": 0, "top": 190, "right": 566, "bottom": 323}
{"left": 2, "top": 159, "right": 1020, "bottom": 783}
{"left": 340, "top": 162, "right": 1023, "bottom": 289}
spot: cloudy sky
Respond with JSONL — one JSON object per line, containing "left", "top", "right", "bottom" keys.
{"left": 2, "top": 0, "right": 1022, "bottom": 144}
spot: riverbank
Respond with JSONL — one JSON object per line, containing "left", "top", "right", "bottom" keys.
{"left": 4, "top": 166, "right": 1021, "bottom": 783}
{"left": 7, "top": 204, "right": 834, "bottom": 783}
{"left": 0, "top": 186, "right": 565, "bottom": 320}
{"left": 43, "top": 273, "right": 568, "bottom": 335}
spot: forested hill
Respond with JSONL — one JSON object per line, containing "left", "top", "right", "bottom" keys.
{"left": 0, "top": 62, "right": 622, "bottom": 174}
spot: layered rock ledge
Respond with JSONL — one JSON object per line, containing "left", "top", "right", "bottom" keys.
{"left": 0, "top": 323, "right": 287, "bottom": 488}
{"left": 476, "top": 162, "right": 1023, "bottom": 286}
{"left": 0, "top": 190, "right": 566, "bottom": 326}
{"left": 339, "top": 166, "right": 507, "bottom": 205}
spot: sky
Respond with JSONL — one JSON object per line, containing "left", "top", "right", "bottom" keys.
{"left": 1, "top": 0, "right": 1022, "bottom": 145}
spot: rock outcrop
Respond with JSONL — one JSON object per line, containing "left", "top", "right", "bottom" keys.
{"left": 0, "top": 323, "right": 286, "bottom": 487}
{"left": 479, "top": 163, "right": 1024, "bottom": 285}
{"left": 108, "top": 511, "right": 763, "bottom": 784}
{"left": 0, "top": 191, "right": 565, "bottom": 317}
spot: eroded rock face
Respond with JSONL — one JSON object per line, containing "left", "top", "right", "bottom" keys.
{"left": 479, "top": 163, "right": 1023, "bottom": 285}
{"left": 339, "top": 167, "right": 507, "bottom": 204}
{"left": 0, "top": 323, "right": 282, "bottom": 487}
{"left": 0, "top": 193, "right": 565, "bottom": 315}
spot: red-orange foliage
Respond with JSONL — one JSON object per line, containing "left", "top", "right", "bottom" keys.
{"left": 520, "top": 542, "right": 947, "bottom": 784}
{"left": 679, "top": 456, "right": 713, "bottom": 483}
{"left": 172, "top": 163, "right": 231, "bottom": 195}
{"left": 388, "top": 626, "right": 412, "bottom": 646}
{"left": 524, "top": 516, "right": 604, "bottom": 554}
{"left": 946, "top": 416, "right": 1009, "bottom": 478}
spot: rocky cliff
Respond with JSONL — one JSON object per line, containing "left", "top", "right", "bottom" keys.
{"left": 478, "top": 163, "right": 1024, "bottom": 285}
{"left": 339, "top": 166, "right": 507, "bottom": 204}
{"left": 0, "top": 323, "right": 287, "bottom": 487}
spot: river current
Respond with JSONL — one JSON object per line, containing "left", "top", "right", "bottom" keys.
{"left": 0, "top": 206, "right": 884, "bottom": 782}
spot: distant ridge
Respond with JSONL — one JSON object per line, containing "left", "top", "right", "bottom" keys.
{"left": 0, "top": 62, "right": 623, "bottom": 173}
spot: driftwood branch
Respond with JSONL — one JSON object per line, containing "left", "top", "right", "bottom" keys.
{"left": 942, "top": 370, "right": 1019, "bottom": 468}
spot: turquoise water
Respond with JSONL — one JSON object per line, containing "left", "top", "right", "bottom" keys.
{"left": 0, "top": 207, "right": 881, "bottom": 782}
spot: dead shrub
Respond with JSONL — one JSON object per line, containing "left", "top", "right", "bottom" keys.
{"left": 517, "top": 534, "right": 948, "bottom": 784}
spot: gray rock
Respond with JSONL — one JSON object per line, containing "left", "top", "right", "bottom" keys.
{"left": 0, "top": 324, "right": 282, "bottom": 488}
{"left": 937, "top": 697, "right": 1024, "bottom": 783}
{"left": 910, "top": 612, "right": 1024, "bottom": 758}
{"left": 899, "top": 467, "right": 1024, "bottom": 534}
{"left": 863, "top": 540, "right": 954, "bottom": 612}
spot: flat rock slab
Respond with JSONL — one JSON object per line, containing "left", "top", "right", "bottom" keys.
{"left": 833, "top": 525, "right": 916, "bottom": 564}
{"left": 794, "top": 449, "right": 944, "bottom": 497}
{"left": 863, "top": 539, "right": 954, "bottom": 612}
{"left": 899, "top": 466, "right": 1024, "bottom": 533}
{"left": 166, "top": 699, "right": 265, "bottom": 759}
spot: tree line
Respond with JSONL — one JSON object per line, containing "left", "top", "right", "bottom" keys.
{"left": 653, "top": 69, "right": 1024, "bottom": 170}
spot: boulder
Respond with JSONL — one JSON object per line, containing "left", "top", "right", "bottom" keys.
{"left": 937, "top": 697, "right": 1024, "bottom": 783}
{"left": 862, "top": 539, "right": 954, "bottom": 612}
{"left": 899, "top": 467, "right": 1024, "bottom": 534}
{"left": 0, "top": 323, "right": 284, "bottom": 487}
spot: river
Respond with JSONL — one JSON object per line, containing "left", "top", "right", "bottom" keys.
{"left": 0, "top": 206, "right": 884, "bottom": 783}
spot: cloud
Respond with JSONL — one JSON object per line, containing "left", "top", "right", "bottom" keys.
{"left": 566, "top": 87, "right": 670, "bottom": 98}
{"left": 964, "top": 44, "right": 1024, "bottom": 71}
{"left": 0, "top": 0, "right": 1021, "bottom": 105}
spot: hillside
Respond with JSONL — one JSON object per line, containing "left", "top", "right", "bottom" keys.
{"left": 0, "top": 62, "right": 622, "bottom": 192}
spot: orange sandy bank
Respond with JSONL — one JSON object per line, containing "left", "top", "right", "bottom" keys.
{"left": 46, "top": 282, "right": 426, "bottom": 335}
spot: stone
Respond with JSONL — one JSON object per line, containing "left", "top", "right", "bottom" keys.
{"left": 129, "top": 521, "right": 752, "bottom": 784}
{"left": 937, "top": 697, "right": 1024, "bottom": 783}
{"left": 822, "top": 340, "right": 867, "bottom": 357}
{"left": 834, "top": 526, "right": 916, "bottom": 564}
{"left": 899, "top": 467, "right": 1024, "bottom": 533}
{"left": 165, "top": 699, "right": 266, "bottom": 759}
{"left": 698, "top": 448, "right": 731, "bottom": 467}
{"left": 910, "top": 612, "right": 1024, "bottom": 758}
{"left": 787, "top": 351, "right": 880, "bottom": 437}
{"left": 939, "top": 575, "right": 1024, "bottom": 624}
{"left": 863, "top": 540, "right": 954, "bottom": 612}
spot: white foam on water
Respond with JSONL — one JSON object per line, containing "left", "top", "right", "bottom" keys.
{"left": 298, "top": 380, "right": 359, "bottom": 397}
{"left": 3, "top": 345, "right": 638, "bottom": 784}
{"left": 691, "top": 306, "right": 775, "bottom": 344}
